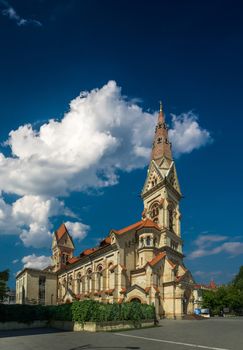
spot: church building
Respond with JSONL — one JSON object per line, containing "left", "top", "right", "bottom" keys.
{"left": 16, "top": 104, "right": 195, "bottom": 319}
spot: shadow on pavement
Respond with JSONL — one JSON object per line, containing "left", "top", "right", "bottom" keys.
{"left": 0, "top": 327, "right": 65, "bottom": 338}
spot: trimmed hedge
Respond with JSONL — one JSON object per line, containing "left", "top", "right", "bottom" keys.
{"left": 71, "top": 300, "right": 155, "bottom": 325}
{"left": 0, "top": 304, "right": 49, "bottom": 324}
{"left": 0, "top": 301, "right": 155, "bottom": 326}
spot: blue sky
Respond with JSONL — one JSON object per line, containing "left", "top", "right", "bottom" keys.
{"left": 0, "top": 0, "right": 243, "bottom": 288}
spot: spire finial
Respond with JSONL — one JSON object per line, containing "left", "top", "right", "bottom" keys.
{"left": 159, "top": 101, "right": 163, "bottom": 113}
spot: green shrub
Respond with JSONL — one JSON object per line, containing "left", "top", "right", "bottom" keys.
{"left": 46, "top": 304, "right": 72, "bottom": 321}
{"left": 0, "top": 304, "right": 48, "bottom": 324}
{"left": 0, "top": 301, "right": 155, "bottom": 326}
{"left": 71, "top": 300, "right": 155, "bottom": 325}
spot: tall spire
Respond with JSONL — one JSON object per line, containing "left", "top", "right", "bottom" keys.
{"left": 151, "top": 102, "right": 172, "bottom": 163}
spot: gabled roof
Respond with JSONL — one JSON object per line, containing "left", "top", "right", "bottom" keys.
{"left": 112, "top": 221, "right": 142, "bottom": 234}
{"left": 148, "top": 252, "right": 166, "bottom": 267}
{"left": 113, "top": 218, "right": 160, "bottom": 235}
{"left": 137, "top": 218, "right": 160, "bottom": 231}
{"left": 55, "top": 223, "right": 69, "bottom": 241}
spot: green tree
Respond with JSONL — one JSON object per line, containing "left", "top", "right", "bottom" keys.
{"left": 0, "top": 269, "right": 9, "bottom": 302}
{"left": 202, "top": 266, "right": 243, "bottom": 315}
{"left": 232, "top": 266, "right": 243, "bottom": 291}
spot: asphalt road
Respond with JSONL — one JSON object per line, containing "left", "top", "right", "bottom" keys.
{"left": 0, "top": 318, "right": 242, "bottom": 350}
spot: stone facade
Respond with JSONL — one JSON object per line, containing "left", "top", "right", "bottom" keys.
{"left": 16, "top": 105, "right": 195, "bottom": 318}
{"left": 16, "top": 268, "right": 57, "bottom": 305}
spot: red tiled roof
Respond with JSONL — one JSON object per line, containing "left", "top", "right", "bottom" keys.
{"left": 55, "top": 223, "right": 68, "bottom": 241}
{"left": 137, "top": 218, "right": 160, "bottom": 230}
{"left": 148, "top": 252, "right": 166, "bottom": 267}
{"left": 209, "top": 280, "right": 217, "bottom": 289}
{"left": 113, "top": 221, "right": 142, "bottom": 234}
{"left": 113, "top": 218, "right": 160, "bottom": 235}
{"left": 194, "top": 281, "right": 217, "bottom": 290}
{"left": 105, "top": 289, "right": 114, "bottom": 295}
{"left": 67, "top": 257, "right": 81, "bottom": 264}
{"left": 120, "top": 288, "right": 127, "bottom": 294}
{"left": 104, "top": 237, "right": 111, "bottom": 244}
{"left": 80, "top": 247, "right": 98, "bottom": 256}
{"left": 99, "top": 236, "right": 112, "bottom": 246}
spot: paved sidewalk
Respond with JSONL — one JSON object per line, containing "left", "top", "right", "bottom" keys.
{"left": 0, "top": 317, "right": 242, "bottom": 350}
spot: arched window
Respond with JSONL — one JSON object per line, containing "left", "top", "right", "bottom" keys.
{"left": 168, "top": 206, "right": 174, "bottom": 231}
{"left": 108, "top": 262, "right": 115, "bottom": 289}
{"left": 150, "top": 202, "right": 159, "bottom": 220}
{"left": 68, "top": 275, "right": 73, "bottom": 290}
{"left": 87, "top": 268, "right": 92, "bottom": 292}
{"left": 76, "top": 273, "right": 81, "bottom": 294}
{"left": 97, "top": 264, "right": 103, "bottom": 291}
{"left": 146, "top": 236, "right": 151, "bottom": 246}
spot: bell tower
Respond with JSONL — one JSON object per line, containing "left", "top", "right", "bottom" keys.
{"left": 141, "top": 103, "right": 183, "bottom": 261}
{"left": 52, "top": 223, "right": 75, "bottom": 272}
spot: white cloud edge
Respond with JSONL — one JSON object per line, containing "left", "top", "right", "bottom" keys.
{"left": 188, "top": 234, "right": 243, "bottom": 259}
{"left": 0, "top": 80, "right": 212, "bottom": 248}
{"left": 1, "top": 1, "right": 42, "bottom": 27}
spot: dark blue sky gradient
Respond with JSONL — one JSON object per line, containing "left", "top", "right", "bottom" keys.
{"left": 0, "top": 0, "right": 243, "bottom": 287}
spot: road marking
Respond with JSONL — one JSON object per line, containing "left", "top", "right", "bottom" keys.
{"left": 114, "top": 333, "right": 230, "bottom": 350}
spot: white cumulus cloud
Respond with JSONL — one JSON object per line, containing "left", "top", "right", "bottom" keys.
{"left": 22, "top": 254, "right": 51, "bottom": 270}
{"left": 169, "top": 112, "right": 212, "bottom": 157}
{"left": 0, "top": 81, "right": 211, "bottom": 248}
{"left": 65, "top": 221, "right": 90, "bottom": 240}
{"left": 0, "top": 195, "right": 84, "bottom": 248}
{"left": 0, "top": 81, "right": 211, "bottom": 198}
